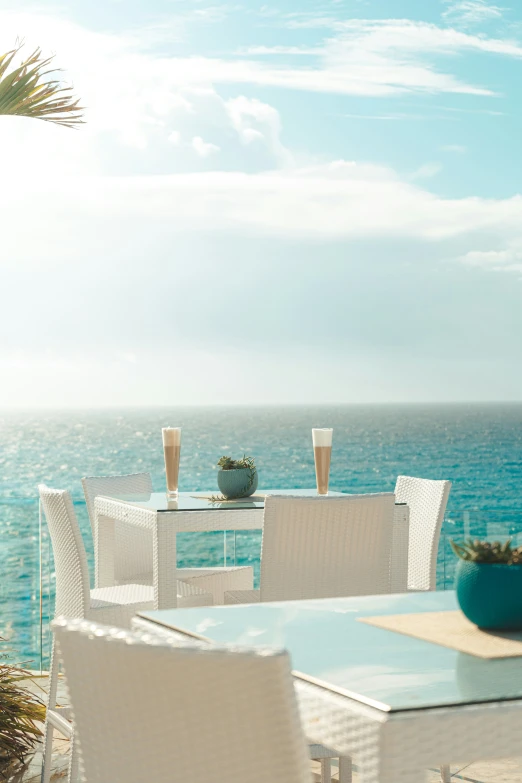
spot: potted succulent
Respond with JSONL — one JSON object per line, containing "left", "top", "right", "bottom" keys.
{"left": 451, "top": 539, "right": 522, "bottom": 630}
{"left": 216, "top": 455, "right": 258, "bottom": 500}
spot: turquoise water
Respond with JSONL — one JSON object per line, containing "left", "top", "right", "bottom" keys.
{"left": 1, "top": 404, "right": 522, "bottom": 665}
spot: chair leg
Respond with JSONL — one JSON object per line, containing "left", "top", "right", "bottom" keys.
{"left": 320, "top": 758, "right": 331, "bottom": 783}
{"left": 440, "top": 765, "right": 451, "bottom": 783}
{"left": 339, "top": 756, "right": 352, "bottom": 783}
{"left": 41, "top": 722, "right": 54, "bottom": 783}
{"left": 41, "top": 637, "right": 59, "bottom": 783}
{"left": 68, "top": 730, "right": 80, "bottom": 783}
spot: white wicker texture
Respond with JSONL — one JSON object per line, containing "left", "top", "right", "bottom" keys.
{"left": 39, "top": 484, "right": 211, "bottom": 620}
{"left": 389, "top": 503, "right": 409, "bottom": 593}
{"left": 294, "top": 672, "right": 522, "bottom": 783}
{"left": 85, "top": 473, "right": 254, "bottom": 603}
{"left": 175, "top": 567, "right": 253, "bottom": 604}
{"left": 394, "top": 476, "right": 451, "bottom": 591}
{"left": 39, "top": 484, "right": 212, "bottom": 783}
{"left": 53, "top": 617, "right": 312, "bottom": 783}
{"left": 221, "top": 493, "right": 395, "bottom": 783}
{"left": 82, "top": 472, "right": 154, "bottom": 585}
{"left": 40, "top": 484, "right": 91, "bottom": 619}
{"left": 225, "top": 493, "right": 396, "bottom": 604}
{"left": 225, "top": 589, "right": 260, "bottom": 604}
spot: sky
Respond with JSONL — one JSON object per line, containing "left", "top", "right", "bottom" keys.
{"left": 1, "top": 0, "right": 522, "bottom": 406}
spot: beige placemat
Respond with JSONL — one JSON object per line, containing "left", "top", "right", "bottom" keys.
{"left": 358, "top": 610, "right": 522, "bottom": 659}
{"left": 191, "top": 493, "right": 267, "bottom": 503}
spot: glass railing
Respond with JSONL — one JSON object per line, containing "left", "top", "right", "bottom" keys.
{"left": 1, "top": 497, "right": 520, "bottom": 668}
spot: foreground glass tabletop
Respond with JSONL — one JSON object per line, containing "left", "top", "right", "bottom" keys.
{"left": 99, "top": 488, "right": 345, "bottom": 512}
{"left": 139, "top": 591, "right": 522, "bottom": 712}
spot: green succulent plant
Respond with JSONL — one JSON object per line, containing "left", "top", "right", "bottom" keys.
{"left": 451, "top": 538, "right": 522, "bottom": 565}
{"left": 217, "top": 455, "right": 256, "bottom": 472}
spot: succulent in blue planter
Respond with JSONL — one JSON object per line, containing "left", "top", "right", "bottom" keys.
{"left": 451, "top": 539, "right": 522, "bottom": 630}
{"left": 215, "top": 455, "right": 258, "bottom": 500}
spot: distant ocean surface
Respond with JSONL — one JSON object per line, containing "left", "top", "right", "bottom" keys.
{"left": 2, "top": 404, "right": 522, "bottom": 665}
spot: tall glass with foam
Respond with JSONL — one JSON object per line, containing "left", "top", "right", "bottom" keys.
{"left": 312, "top": 428, "right": 333, "bottom": 495}
{"left": 162, "top": 427, "right": 181, "bottom": 497}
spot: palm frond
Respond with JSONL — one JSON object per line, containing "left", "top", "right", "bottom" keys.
{"left": 0, "top": 658, "right": 45, "bottom": 768}
{"left": 0, "top": 43, "right": 84, "bottom": 128}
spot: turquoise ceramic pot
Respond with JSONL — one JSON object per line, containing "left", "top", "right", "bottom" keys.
{"left": 455, "top": 559, "right": 522, "bottom": 630}
{"left": 217, "top": 468, "right": 258, "bottom": 499}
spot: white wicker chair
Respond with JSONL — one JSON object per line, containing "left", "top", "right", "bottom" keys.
{"left": 82, "top": 472, "right": 154, "bottom": 585}
{"left": 224, "top": 493, "right": 396, "bottom": 783}
{"left": 225, "top": 493, "right": 396, "bottom": 604}
{"left": 82, "top": 472, "right": 254, "bottom": 603}
{"left": 394, "top": 476, "right": 451, "bottom": 591}
{"left": 53, "top": 617, "right": 312, "bottom": 783}
{"left": 39, "top": 484, "right": 211, "bottom": 783}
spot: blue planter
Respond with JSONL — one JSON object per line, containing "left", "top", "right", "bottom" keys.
{"left": 455, "top": 560, "right": 522, "bottom": 630}
{"left": 217, "top": 468, "right": 258, "bottom": 499}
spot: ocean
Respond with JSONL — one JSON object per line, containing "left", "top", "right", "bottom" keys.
{"left": 1, "top": 403, "right": 522, "bottom": 666}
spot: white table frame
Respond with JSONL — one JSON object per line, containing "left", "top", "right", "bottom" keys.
{"left": 94, "top": 494, "right": 409, "bottom": 610}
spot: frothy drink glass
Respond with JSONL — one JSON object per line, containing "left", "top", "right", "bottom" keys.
{"left": 162, "top": 427, "right": 181, "bottom": 497}
{"left": 312, "top": 428, "right": 333, "bottom": 495}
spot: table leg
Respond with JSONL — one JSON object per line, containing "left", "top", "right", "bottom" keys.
{"left": 358, "top": 745, "right": 425, "bottom": 783}
{"left": 320, "top": 758, "right": 331, "bottom": 783}
{"left": 95, "top": 514, "right": 116, "bottom": 588}
{"left": 390, "top": 505, "right": 409, "bottom": 593}
{"left": 339, "top": 756, "right": 352, "bottom": 783}
{"left": 154, "top": 519, "right": 179, "bottom": 610}
{"left": 440, "top": 764, "right": 451, "bottom": 783}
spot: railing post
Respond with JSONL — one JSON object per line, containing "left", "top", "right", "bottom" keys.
{"left": 39, "top": 497, "right": 43, "bottom": 674}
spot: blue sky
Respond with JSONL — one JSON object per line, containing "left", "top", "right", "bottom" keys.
{"left": 1, "top": 0, "right": 522, "bottom": 406}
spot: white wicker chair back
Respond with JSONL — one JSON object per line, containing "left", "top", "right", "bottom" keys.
{"left": 260, "top": 494, "right": 396, "bottom": 602}
{"left": 39, "top": 485, "right": 91, "bottom": 619}
{"left": 81, "top": 472, "right": 153, "bottom": 534}
{"left": 394, "top": 475, "right": 451, "bottom": 591}
{"left": 82, "top": 472, "right": 153, "bottom": 585}
{"left": 54, "top": 617, "right": 312, "bottom": 783}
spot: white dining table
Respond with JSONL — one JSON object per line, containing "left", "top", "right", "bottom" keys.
{"left": 94, "top": 489, "right": 409, "bottom": 609}
{"left": 134, "top": 591, "right": 522, "bottom": 783}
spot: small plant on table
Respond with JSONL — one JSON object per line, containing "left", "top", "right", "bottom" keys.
{"left": 211, "top": 455, "right": 258, "bottom": 501}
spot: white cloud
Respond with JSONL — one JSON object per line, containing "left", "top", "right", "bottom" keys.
{"left": 459, "top": 240, "right": 522, "bottom": 272}
{"left": 225, "top": 96, "right": 292, "bottom": 164}
{"left": 172, "top": 22, "right": 502, "bottom": 97}
{"left": 441, "top": 144, "right": 467, "bottom": 153}
{"left": 442, "top": 1, "right": 505, "bottom": 26}
{"left": 1, "top": 7, "right": 520, "bottom": 137}
{"left": 197, "top": 18, "right": 522, "bottom": 98}
{"left": 237, "top": 45, "right": 319, "bottom": 55}
{"left": 283, "top": 13, "right": 339, "bottom": 30}
{"left": 1, "top": 160, "right": 522, "bottom": 246}
{"left": 411, "top": 162, "right": 442, "bottom": 179}
{"left": 327, "top": 18, "right": 522, "bottom": 64}
{"left": 191, "top": 135, "right": 220, "bottom": 156}
{"left": 168, "top": 130, "right": 182, "bottom": 145}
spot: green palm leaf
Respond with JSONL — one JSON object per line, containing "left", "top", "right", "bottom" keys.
{"left": 0, "top": 43, "right": 84, "bottom": 128}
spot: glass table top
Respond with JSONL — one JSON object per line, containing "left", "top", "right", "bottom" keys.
{"left": 99, "top": 488, "right": 346, "bottom": 512}
{"left": 139, "top": 591, "right": 522, "bottom": 713}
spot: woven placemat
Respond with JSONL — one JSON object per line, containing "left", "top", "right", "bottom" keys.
{"left": 358, "top": 610, "right": 522, "bottom": 659}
